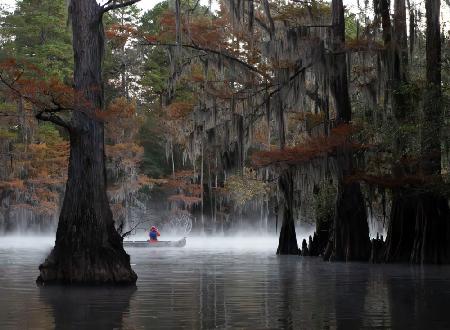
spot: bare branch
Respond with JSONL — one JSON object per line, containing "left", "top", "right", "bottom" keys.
{"left": 262, "top": 0, "right": 275, "bottom": 36}
{"left": 141, "top": 40, "right": 267, "bottom": 78}
{"left": 102, "top": 0, "right": 141, "bottom": 14}
{"left": 268, "top": 62, "right": 312, "bottom": 98}
{"left": 120, "top": 218, "right": 152, "bottom": 239}
{"left": 0, "top": 111, "right": 35, "bottom": 118}
{"left": 186, "top": 0, "right": 201, "bottom": 13}
{"left": 36, "top": 111, "right": 72, "bottom": 130}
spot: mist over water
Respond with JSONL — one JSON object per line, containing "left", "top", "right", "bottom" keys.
{"left": 124, "top": 224, "right": 315, "bottom": 252}
{"left": 0, "top": 222, "right": 316, "bottom": 254}
{"left": 2, "top": 228, "right": 450, "bottom": 329}
{"left": 0, "top": 234, "right": 54, "bottom": 250}
{"left": 0, "top": 225, "right": 316, "bottom": 263}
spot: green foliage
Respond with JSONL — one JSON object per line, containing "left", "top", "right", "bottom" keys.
{"left": 36, "top": 123, "right": 63, "bottom": 145}
{"left": 139, "top": 2, "right": 170, "bottom": 102}
{"left": 138, "top": 111, "right": 169, "bottom": 178}
{"left": 140, "top": 47, "right": 170, "bottom": 101}
{"left": 345, "top": 12, "right": 358, "bottom": 40}
{"left": 313, "top": 180, "right": 336, "bottom": 227}
{"left": 0, "top": 128, "right": 17, "bottom": 139}
{"left": 103, "top": 4, "right": 142, "bottom": 101}
{"left": 0, "top": 0, "right": 73, "bottom": 79}
{"left": 140, "top": 1, "right": 169, "bottom": 35}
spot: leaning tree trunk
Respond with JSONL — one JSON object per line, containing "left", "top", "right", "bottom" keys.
{"left": 276, "top": 169, "right": 299, "bottom": 255}
{"left": 324, "top": 0, "right": 370, "bottom": 261}
{"left": 37, "top": 0, "right": 137, "bottom": 284}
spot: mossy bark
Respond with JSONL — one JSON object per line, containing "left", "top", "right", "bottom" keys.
{"left": 324, "top": 0, "right": 370, "bottom": 261}
{"left": 37, "top": 0, "right": 136, "bottom": 284}
{"left": 277, "top": 169, "right": 299, "bottom": 255}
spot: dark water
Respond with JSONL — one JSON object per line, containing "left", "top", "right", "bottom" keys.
{"left": 1, "top": 236, "right": 450, "bottom": 329}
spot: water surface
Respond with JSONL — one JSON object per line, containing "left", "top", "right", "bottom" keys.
{"left": 1, "top": 236, "right": 450, "bottom": 329}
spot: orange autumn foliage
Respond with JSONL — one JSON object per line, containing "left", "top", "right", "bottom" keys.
{"left": 167, "top": 194, "right": 202, "bottom": 206}
{"left": 0, "top": 58, "right": 102, "bottom": 119}
{"left": 0, "top": 179, "right": 25, "bottom": 190}
{"left": 159, "top": 170, "right": 202, "bottom": 208}
{"left": 0, "top": 139, "right": 69, "bottom": 217}
{"left": 252, "top": 124, "right": 358, "bottom": 167}
{"left": 165, "top": 100, "right": 195, "bottom": 120}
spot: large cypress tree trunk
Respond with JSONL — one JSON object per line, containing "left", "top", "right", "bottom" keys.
{"left": 384, "top": 190, "right": 418, "bottom": 262}
{"left": 411, "top": 0, "right": 450, "bottom": 264}
{"left": 37, "top": 0, "right": 137, "bottom": 284}
{"left": 276, "top": 169, "right": 299, "bottom": 255}
{"left": 384, "top": 0, "right": 450, "bottom": 264}
{"left": 382, "top": 0, "right": 418, "bottom": 263}
{"left": 324, "top": 0, "right": 370, "bottom": 261}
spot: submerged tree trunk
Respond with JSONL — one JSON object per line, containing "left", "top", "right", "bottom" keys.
{"left": 411, "top": 0, "right": 450, "bottom": 264}
{"left": 37, "top": 0, "right": 137, "bottom": 284}
{"left": 412, "top": 194, "right": 450, "bottom": 263}
{"left": 382, "top": 0, "right": 416, "bottom": 263}
{"left": 384, "top": 190, "right": 417, "bottom": 262}
{"left": 330, "top": 182, "right": 370, "bottom": 261}
{"left": 384, "top": 0, "right": 450, "bottom": 264}
{"left": 324, "top": 0, "right": 370, "bottom": 261}
{"left": 276, "top": 169, "right": 299, "bottom": 255}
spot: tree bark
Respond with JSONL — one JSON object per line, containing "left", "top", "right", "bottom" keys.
{"left": 330, "top": 181, "right": 370, "bottom": 261}
{"left": 421, "top": 0, "right": 442, "bottom": 175}
{"left": 325, "top": 0, "right": 370, "bottom": 261}
{"left": 382, "top": 0, "right": 417, "bottom": 263}
{"left": 37, "top": 0, "right": 137, "bottom": 284}
{"left": 276, "top": 169, "right": 299, "bottom": 255}
{"left": 384, "top": 0, "right": 450, "bottom": 264}
{"left": 410, "top": 0, "right": 450, "bottom": 264}
{"left": 384, "top": 190, "right": 417, "bottom": 262}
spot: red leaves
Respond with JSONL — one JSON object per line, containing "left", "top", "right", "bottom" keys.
{"left": 0, "top": 140, "right": 69, "bottom": 216}
{"left": 165, "top": 100, "right": 195, "bottom": 120}
{"left": 168, "top": 194, "right": 202, "bottom": 206}
{"left": 158, "top": 170, "right": 203, "bottom": 208}
{"left": 0, "top": 58, "right": 101, "bottom": 124}
{"left": 0, "top": 179, "right": 25, "bottom": 191}
{"left": 252, "top": 124, "right": 357, "bottom": 167}
{"left": 105, "top": 23, "right": 138, "bottom": 47}
{"left": 346, "top": 38, "right": 384, "bottom": 51}
{"left": 144, "top": 34, "right": 158, "bottom": 43}
{"left": 97, "top": 97, "right": 136, "bottom": 122}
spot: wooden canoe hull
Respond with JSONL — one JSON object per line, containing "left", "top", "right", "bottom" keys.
{"left": 123, "top": 237, "right": 186, "bottom": 248}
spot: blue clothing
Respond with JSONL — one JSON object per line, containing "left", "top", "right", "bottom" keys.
{"left": 149, "top": 231, "right": 158, "bottom": 240}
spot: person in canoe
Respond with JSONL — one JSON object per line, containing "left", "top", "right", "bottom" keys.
{"left": 148, "top": 226, "right": 160, "bottom": 243}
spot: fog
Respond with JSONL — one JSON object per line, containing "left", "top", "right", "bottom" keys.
{"left": 0, "top": 226, "right": 315, "bottom": 253}
{"left": 0, "top": 235, "right": 54, "bottom": 251}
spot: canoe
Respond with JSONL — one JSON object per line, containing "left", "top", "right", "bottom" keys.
{"left": 123, "top": 237, "right": 186, "bottom": 248}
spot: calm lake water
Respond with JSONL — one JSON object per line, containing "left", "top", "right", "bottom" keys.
{"left": 1, "top": 235, "right": 450, "bottom": 329}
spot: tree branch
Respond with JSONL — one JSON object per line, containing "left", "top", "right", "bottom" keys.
{"left": 120, "top": 218, "right": 152, "bottom": 239}
{"left": 141, "top": 40, "right": 267, "bottom": 78}
{"left": 102, "top": 0, "right": 141, "bottom": 14}
{"left": 0, "top": 72, "right": 74, "bottom": 130}
{"left": 36, "top": 111, "right": 72, "bottom": 130}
